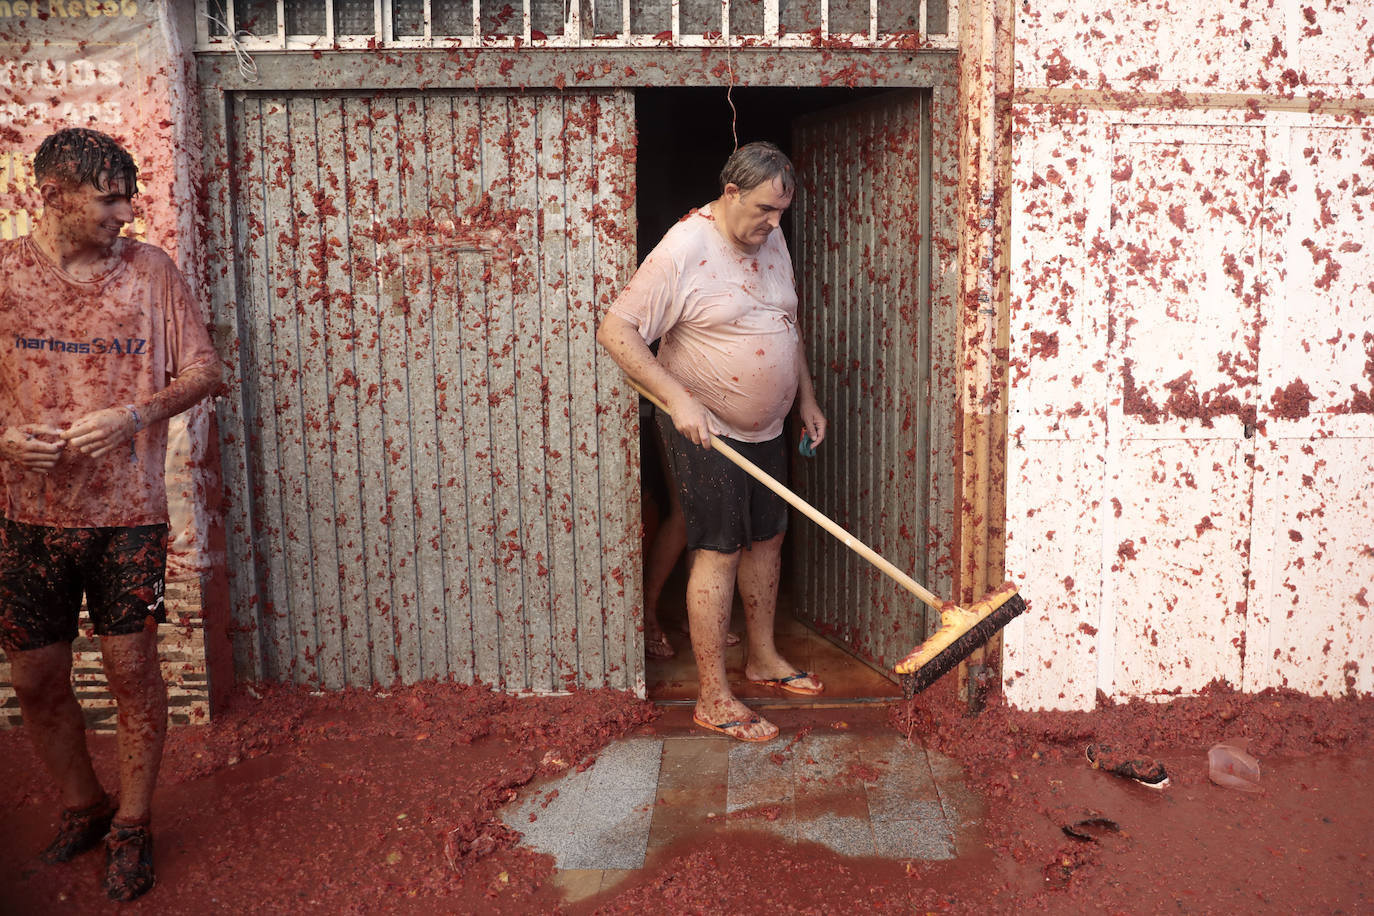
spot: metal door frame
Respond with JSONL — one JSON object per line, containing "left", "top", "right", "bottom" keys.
{"left": 196, "top": 48, "right": 960, "bottom": 692}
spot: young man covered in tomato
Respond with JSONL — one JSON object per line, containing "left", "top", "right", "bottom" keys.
{"left": 0, "top": 128, "right": 221, "bottom": 902}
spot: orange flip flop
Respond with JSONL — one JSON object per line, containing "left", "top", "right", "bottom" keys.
{"left": 693, "top": 713, "right": 778, "bottom": 743}
{"left": 749, "top": 671, "right": 824, "bottom": 696}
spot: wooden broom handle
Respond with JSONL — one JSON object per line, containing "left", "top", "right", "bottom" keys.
{"left": 629, "top": 380, "right": 944, "bottom": 612}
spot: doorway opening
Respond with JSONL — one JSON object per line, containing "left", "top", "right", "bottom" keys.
{"left": 634, "top": 86, "right": 908, "bottom": 705}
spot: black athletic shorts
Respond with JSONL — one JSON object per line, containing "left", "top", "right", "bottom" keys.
{"left": 0, "top": 519, "right": 168, "bottom": 652}
{"left": 654, "top": 406, "right": 789, "bottom": 553}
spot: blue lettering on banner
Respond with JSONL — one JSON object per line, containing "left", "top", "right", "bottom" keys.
{"left": 14, "top": 335, "right": 143, "bottom": 356}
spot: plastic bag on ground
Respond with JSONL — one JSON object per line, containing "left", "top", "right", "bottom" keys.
{"left": 1208, "top": 743, "right": 1261, "bottom": 793}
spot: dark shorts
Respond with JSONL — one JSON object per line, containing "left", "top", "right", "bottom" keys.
{"left": 0, "top": 519, "right": 168, "bottom": 653}
{"left": 655, "top": 407, "right": 789, "bottom": 553}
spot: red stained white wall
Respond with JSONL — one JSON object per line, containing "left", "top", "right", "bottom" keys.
{"left": 1001, "top": 0, "right": 1374, "bottom": 709}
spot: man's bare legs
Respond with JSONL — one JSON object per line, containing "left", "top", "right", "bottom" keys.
{"left": 9, "top": 628, "right": 164, "bottom": 823}
{"left": 643, "top": 503, "right": 686, "bottom": 660}
{"left": 99, "top": 628, "right": 166, "bottom": 825}
{"left": 688, "top": 546, "right": 777, "bottom": 739}
{"left": 10, "top": 642, "right": 107, "bottom": 810}
{"left": 688, "top": 531, "right": 815, "bottom": 740}
{"left": 738, "top": 533, "right": 822, "bottom": 693}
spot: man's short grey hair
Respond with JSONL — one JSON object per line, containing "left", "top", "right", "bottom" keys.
{"left": 720, "top": 141, "right": 795, "bottom": 195}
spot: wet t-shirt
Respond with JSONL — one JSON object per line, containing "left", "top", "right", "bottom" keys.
{"left": 0, "top": 237, "right": 220, "bottom": 528}
{"left": 609, "top": 205, "right": 801, "bottom": 442}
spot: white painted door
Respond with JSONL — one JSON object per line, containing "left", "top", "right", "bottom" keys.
{"left": 1247, "top": 124, "right": 1374, "bottom": 695}
{"left": 1102, "top": 126, "right": 1265, "bottom": 697}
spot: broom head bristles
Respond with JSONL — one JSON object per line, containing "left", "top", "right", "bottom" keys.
{"left": 895, "top": 583, "right": 1027, "bottom": 697}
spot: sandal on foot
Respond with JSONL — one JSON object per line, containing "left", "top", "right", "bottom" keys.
{"left": 693, "top": 713, "right": 778, "bottom": 743}
{"left": 41, "top": 793, "right": 115, "bottom": 864}
{"left": 105, "top": 822, "right": 156, "bottom": 902}
{"left": 749, "top": 671, "right": 824, "bottom": 696}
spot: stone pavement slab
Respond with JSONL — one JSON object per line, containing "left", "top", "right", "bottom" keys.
{"left": 503, "top": 729, "right": 969, "bottom": 874}
{"left": 501, "top": 737, "right": 662, "bottom": 869}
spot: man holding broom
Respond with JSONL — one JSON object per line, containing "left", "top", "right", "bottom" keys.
{"left": 598, "top": 141, "right": 826, "bottom": 742}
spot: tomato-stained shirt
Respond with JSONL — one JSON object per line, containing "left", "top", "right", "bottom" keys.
{"left": 608, "top": 204, "right": 801, "bottom": 442}
{"left": 0, "top": 236, "right": 220, "bottom": 528}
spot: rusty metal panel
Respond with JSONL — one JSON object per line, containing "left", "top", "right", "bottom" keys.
{"left": 791, "top": 91, "right": 945, "bottom": 671}
{"left": 198, "top": 47, "right": 956, "bottom": 95}
{"left": 1248, "top": 124, "right": 1374, "bottom": 696}
{"left": 222, "top": 89, "right": 639, "bottom": 691}
{"left": 592, "top": 99, "right": 643, "bottom": 691}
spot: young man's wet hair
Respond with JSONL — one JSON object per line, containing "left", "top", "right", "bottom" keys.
{"left": 33, "top": 128, "right": 138, "bottom": 195}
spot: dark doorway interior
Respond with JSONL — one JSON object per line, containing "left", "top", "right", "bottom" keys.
{"left": 634, "top": 86, "right": 886, "bottom": 259}
{"left": 634, "top": 86, "right": 903, "bottom": 703}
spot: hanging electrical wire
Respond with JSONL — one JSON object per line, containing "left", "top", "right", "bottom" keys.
{"left": 726, "top": 41, "right": 738, "bottom": 150}
{"left": 206, "top": 13, "right": 261, "bottom": 83}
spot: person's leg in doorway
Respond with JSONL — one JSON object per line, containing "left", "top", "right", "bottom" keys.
{"left": 644, "top": 433, "right": 742, "bottom": 661}
{"left": 642, "top": 488, "right": 685, "bottom": 660}
{"left": 739, "top": 532, "right": 822, "bottom": 694}
{"left": 687, "top": 545, "right": 777, "bottom": 741}
{"left": 644, "top": 485, "right": 742, "bottom": 660}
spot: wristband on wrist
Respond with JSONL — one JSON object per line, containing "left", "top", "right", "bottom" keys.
{"left": 125, "top": 404, "right": 142, "bottom": 433}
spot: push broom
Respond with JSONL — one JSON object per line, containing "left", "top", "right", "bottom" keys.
{"left": 630, "top": 380, "right": 1027, "bottom": 697}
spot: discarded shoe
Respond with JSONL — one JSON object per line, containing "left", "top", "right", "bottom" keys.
{"left": 104, "top": 822, "right": 156, "bottom": 902}
{"left": 1061, "top": 817, "right": 1122, "bottom": 843}
{"left": 40, "top": 794, "right": 115, "bottom": 864}
{"left": 1086, "top": 744, "right": 1169, "bottom": 789}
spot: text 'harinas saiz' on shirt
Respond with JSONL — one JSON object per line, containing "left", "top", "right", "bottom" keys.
{"left": 0, "top": 236, "right": 219, "bottom": 529}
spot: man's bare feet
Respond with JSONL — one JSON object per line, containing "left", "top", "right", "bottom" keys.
{"left": 645, "top": 629, "right": 675, "bottom": 660}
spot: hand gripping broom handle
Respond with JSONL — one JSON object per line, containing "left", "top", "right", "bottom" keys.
{"left": 629, "top": 380, "right": 945, "bottom": 612}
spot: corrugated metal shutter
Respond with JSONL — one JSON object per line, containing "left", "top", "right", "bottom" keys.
{"left": 219, "top": 89, "right": 641, "bottom": 692}
{"left": 789, "top": 90, "right": 954, "bottom": 670}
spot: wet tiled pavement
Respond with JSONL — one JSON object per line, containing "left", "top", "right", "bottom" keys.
{"left": 501, "top": 722, "right": 980, "bottom": 904}
{"left": 503, "top": 605, "right": 976, "bottom": 906}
